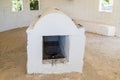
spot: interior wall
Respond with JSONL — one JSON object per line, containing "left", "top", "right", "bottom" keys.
{"left": 0, "top": 0, "right": 41, "bottom": 32}
{"left": 114, "top": 1, "right": 120, "bottom": 37}
{"left": 40, "top": 0, "right": 120, "bottom": 36}
{"left": 0, "top": 0, "right": 120, "bottom": 36}
{"left": 59, "top": 36, "right": 69, "bottom": 59}
{"left": 44, "top": 36, "right": 59, "bottom": 41}
{"left": 59, "top": 36, "right": 65, "bottom": 57}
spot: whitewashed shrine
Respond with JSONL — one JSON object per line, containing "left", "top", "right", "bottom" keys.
{"left": 26, "top": 8, "right": 85, "bottom": 74}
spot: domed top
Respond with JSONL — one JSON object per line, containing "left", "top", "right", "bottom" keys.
{"left": 27, "top": 7, "right": 84, "bottom": 36}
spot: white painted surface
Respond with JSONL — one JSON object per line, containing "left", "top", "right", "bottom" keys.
{"left": 115, "top": 23, "right": 120, "bottom": 37}
{"left": 26, "top": 9, "right": 85, "bottom": 74}
{"left": 59, "top": 36, "right": 69, "bottom": 58}
{"left": 41, "top": 0, "right": 120, "bottom": 37}
{"left": 0, "top": 0, "right": 41, "bottom": 32}
{"left": 76, "top": 20, "right": 116, "bottom": 36}
{"left": 0, "top": 0, "right": 120, "bottom": 37}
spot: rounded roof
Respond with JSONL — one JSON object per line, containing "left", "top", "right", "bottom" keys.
{"left": 27, "top": 8, "right": 83, "bottom": 35}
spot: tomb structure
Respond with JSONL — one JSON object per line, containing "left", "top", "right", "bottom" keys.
{"left": 26, "top": 8, "right": 85, "bottom": 74}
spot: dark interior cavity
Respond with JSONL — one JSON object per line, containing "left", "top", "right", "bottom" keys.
{"left": 43, "top": 36, "right": 67, "bottom": 60}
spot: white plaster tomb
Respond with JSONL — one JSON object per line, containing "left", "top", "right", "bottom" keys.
{"left": 26, "top": 8, "right": 85, "bottom": 74}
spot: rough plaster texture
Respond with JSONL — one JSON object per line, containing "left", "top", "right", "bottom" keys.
{"left": 26, "top": 9, "right": 85, "bottom": 74}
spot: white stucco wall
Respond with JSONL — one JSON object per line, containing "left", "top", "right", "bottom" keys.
{"left": 27, "top": 27, "right": 85, "bottom": 74}
{"left": 0, "top": 0, "right": 120, "bottom": 36}
{"left": 40, "top": 0, "right": 119, "bottom": 24}
{"left": 40, "top": 0, "right": 120, "bottom": 36}
{"left": 26, "top": 9, "right": 85, "bottom": 73}
{"left": 75, "top": 20, "right": 116, "bottom": 36}
{"left": 116, "top": 23, "right": 120, "bottom": 37}
{"left": 0, "top": 0, "right": 41, "bottom": 32}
